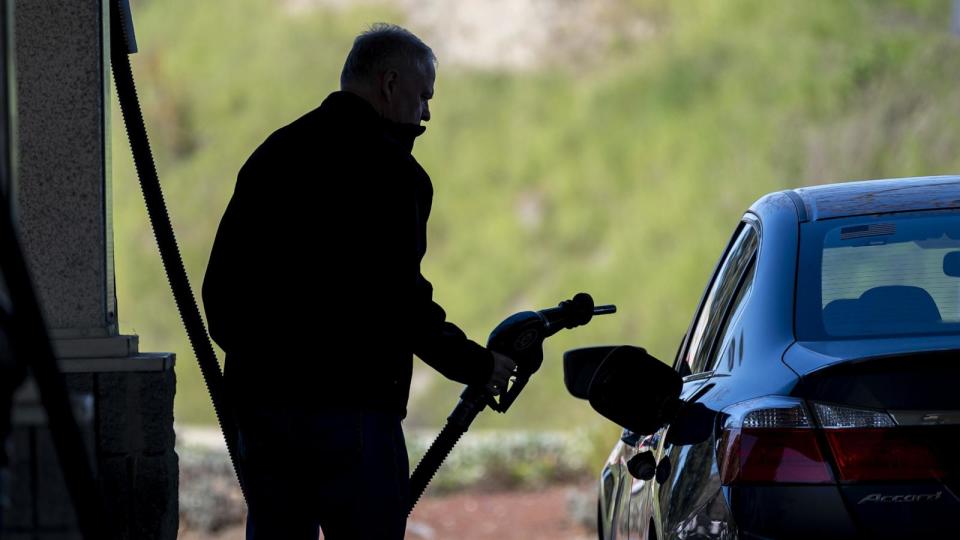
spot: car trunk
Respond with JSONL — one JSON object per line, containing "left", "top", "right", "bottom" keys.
{"left": 786, "top": 342, "right": 960, "bottom": 537}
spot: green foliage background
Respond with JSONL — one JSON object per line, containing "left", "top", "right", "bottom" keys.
{"left": 112, "top": 0, "right": 960, "bottom": 449}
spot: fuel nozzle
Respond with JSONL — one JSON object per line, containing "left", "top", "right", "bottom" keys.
{"left": 411, "top": 292, "right": 617, "bottom": 512}
{"left": 541, "top": 292, "right": 617, "bottom": 336}
{"left": 483, "top": 292, "right": 616, "bottom": 413}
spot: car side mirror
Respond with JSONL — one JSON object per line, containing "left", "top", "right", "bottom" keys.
{"left": 563, "top": 345, "right": 683, "bottom": 434}
{"left": 563, "top": 345, "right": 618, "bottom": 399}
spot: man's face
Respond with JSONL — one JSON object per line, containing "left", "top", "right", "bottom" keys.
{"left": 383, "top": 62, "right": 434, "bottom": 126}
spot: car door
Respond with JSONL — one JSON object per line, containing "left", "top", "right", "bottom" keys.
{"left": 647, "top": 218, "right": 760, "bottom": 540}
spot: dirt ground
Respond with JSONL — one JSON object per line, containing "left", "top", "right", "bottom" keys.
{"left": 178, "top": 485, "right": 596, "bottom": 540}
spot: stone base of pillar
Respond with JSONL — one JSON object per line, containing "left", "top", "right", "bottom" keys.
{"left": 2, "top": 337, "right": 178, "bottom": 540}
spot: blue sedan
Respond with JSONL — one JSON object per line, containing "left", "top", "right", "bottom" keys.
{"left": 568, "top": 176, "right": 960, "bottom": 540}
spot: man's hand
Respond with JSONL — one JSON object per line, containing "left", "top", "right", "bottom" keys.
{"left": 485, "top": 350, "right": 516, "bottom": 396}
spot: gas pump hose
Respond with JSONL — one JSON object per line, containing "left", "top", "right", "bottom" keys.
{"left": 108, "top": 0, "right": 249, "bottom": 506}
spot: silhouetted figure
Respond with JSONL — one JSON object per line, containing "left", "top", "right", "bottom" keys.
{"left": 202, "top": 23, "right": 515, "bottom": 540}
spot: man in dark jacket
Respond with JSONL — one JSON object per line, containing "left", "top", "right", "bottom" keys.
{"left": 202, "top": 23, "right": 515, "bottom": 540}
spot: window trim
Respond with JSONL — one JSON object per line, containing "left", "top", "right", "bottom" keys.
{"left": 673, "top": 222, "right": 747, "bottom": 371}
{"left": 679, "top": 216, "right": 761, "bottom": 375}
{"left": 706, "top": 252, "right": 757, "bottom": 373}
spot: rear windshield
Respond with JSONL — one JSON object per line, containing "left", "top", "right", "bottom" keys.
{"left": 796, "top": 210, "right": 960, "bottom": 340}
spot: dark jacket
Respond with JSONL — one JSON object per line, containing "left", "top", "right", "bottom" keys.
{"left": 202, "top": 91, "right": 493, "bottom": 415}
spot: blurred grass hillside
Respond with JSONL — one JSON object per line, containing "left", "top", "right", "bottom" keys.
{"left": 112, "top": 0, "right": 960, "bottom": 432}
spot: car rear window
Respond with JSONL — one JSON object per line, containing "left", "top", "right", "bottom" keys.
{"left": 796, "top": 210, "right": 960, "bottom": 339}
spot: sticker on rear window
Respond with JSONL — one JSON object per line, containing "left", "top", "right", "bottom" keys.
{"left": 840, "top": 223, "right": 896, "bottom": 240}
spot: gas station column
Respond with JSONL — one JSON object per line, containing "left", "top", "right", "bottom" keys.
{"left": 4, "top": 0, "right": 178, "bottom": 538}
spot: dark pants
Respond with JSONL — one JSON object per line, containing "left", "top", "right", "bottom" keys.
{"left": 236, "top": 404, "right": 409, "bottom": 539}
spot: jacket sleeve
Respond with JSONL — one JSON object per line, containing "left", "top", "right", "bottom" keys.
{"left": 356, "top": 149, "right": 493, "bottom": 386}
{"left": 411, "top": 273, "right": 493, "bottom": 387}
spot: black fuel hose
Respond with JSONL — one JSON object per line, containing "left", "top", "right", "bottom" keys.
{"left": 407, "top": 424, "right": 468, "bottom": 514}
{"left": 407, "top": 387, "right": 487, "bottom": 514}
{"left": 108, "top": 0, "right": 248, "bottom": 505}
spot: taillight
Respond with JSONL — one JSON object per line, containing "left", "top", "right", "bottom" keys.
{"left": 718, "top": 396, "right": 834, "bottom": 484}
{"left": 812, "top": 402, "right": 945, "bottom": 482}
{"left": 719, "top": 398, "right": 952, "bottom": 485}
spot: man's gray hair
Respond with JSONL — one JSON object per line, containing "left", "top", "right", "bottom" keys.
{"left": 340, "top": 23, "right": 436, "bottom": 87}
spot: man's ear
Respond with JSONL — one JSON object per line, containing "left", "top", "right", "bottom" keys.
{"left": 380, "top": 69, "right": 399, "bottom": 103}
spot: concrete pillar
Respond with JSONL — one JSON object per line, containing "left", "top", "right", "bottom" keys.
{"left": 4, "top": 1, "right": 178, "bottom": 538}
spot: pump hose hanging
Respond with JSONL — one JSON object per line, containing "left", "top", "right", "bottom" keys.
{"left": 107, "top": 0, "right": 248, "bottom": 505}
{"left": 407, "top": 386, "right": 486, "bottom": 514}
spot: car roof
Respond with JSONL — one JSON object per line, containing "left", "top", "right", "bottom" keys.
{"left": 788, "top": 175, "right": 960, "bottom": 221}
